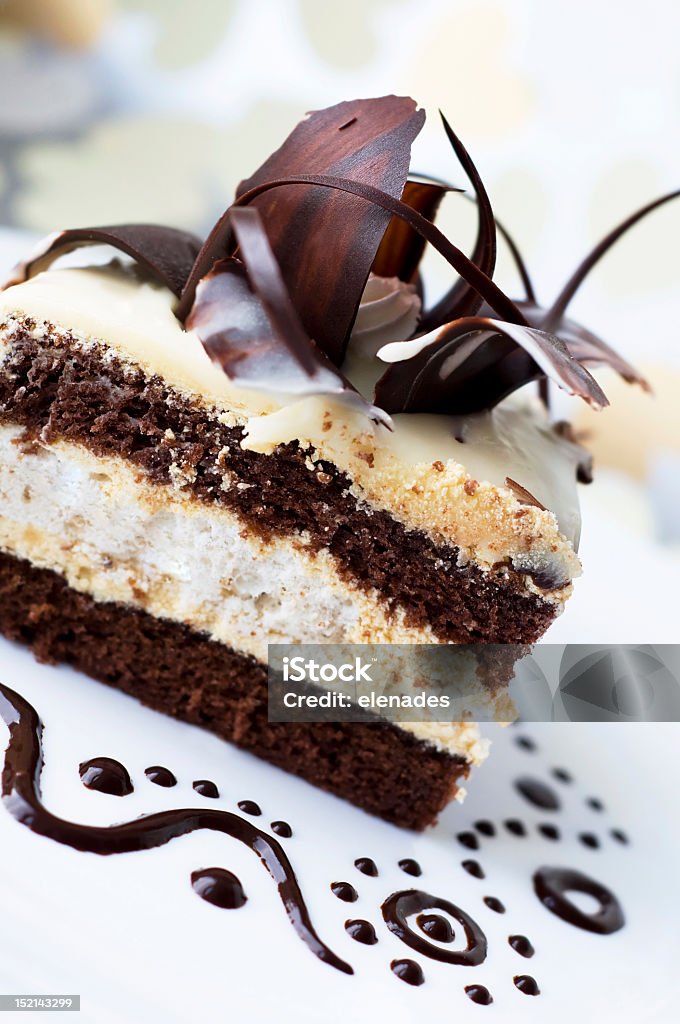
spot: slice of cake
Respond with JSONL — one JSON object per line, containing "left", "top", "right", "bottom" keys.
{"left": 0, "top": 96, "right": 664, "bottom": 829}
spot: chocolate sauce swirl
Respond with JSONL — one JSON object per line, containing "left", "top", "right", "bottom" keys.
{"left": 145, "top": 765, "right": 177, "bottom": 788}
{"left": 382, "top": 890, "right": 487, "bottom": 965}
{"left": 533, "top": 866, "right": 624, "bottom": 934}
{"left": 79, "top": 757, "right": 133, "bottom": 797}
{"left": 191, "top": 867, "right": 247, "bottom": 909}
{"left": 0, "top": 684, "right": 352, "bottom": 975}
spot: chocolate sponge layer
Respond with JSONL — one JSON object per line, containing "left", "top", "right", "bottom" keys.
{"left": 0, "top": 551, "right": 468, "bottom": 830}
{"left": 0, "top": 322, "right": 559, "bottom": 644}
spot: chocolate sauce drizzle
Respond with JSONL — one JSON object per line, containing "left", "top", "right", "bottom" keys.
{"left": 416, "top": 913, "right": 455, "bottom": 943}
{"left": 457, "top": 830, "right": 479, "bottom": 850}
{"left": 191, "top": 867, "right": 247, "bottom": 909}
{"left": 465, "top": 984, "right": 493, "bottom": 1005}
{"left": 354, "top": 857, "right": 378, "bottom": 876}
{"left": 345, "top": 919, "right": 378, "bottom": 945}
{"left": 483, "top": 896, "right": 505, "bottom": 914}
{"left": 579, "top": 832, "right": 600, "bottom": 850}
{"left": 514, "top": 974, "right": 540, "bottom": 996}
{"left": 79, "top": 757, "right": 133, "bottom": 797}
{"left": 533, "top": 866, "right": 624, "bottom": 934}
{"left": 508, "top": 934, "right": 535, "bottom": 958}
{"left": 0, "top": 684, "right": 352, "bottom": 975}
{"left": 381, "top": 890, "right": 487, "bottom": 965}
{"left": 193, "top": 779, "right": 219, "bottom": 799}
{"left": 515, "top": 776, "right": 561, "bottom": 811}
{"left": 237, "top": 800, "right": 262, "bottom": 816}
{"left": 475, "top": 820, "right": 496, "bottom": 837}
{"left": 398, "top": 858, "right": 422, "bottom": 877}
{"left": 145, "top": 765, "right": 177, "bottom": 788}
{"left": 271, "top": 820, "right": 292, "bottom": 838}
{"left": 391, "top": 959, "right": 424, "bottom": 986}
{"left": 331, "top": 881, "right": 358, "bottom": 903}
{"left": 538, "top": 823, "right": 560, "bottom": 841}
{"left": 461, "top": 859, "right": 485, "bottom": 879}
{"left": 505, "top": 819, "right": 527, "bottom": 837}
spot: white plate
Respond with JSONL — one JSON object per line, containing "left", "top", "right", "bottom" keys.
{"left": 1, "top": 635, "right": 679, "bottom": 1023}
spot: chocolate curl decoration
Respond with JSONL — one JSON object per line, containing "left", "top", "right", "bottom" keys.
{"left": 3, "top": 225, "right": 201, "bottom": 297}
{"left": 371, "top": 178, "right": 453, "bottom": 282}
{"left": 187, "top": 206, "right": 387, "bottom": 420}
{"left": 180, "top": 97, "right": 426, "bottom": 364}
{"left": 419, "top": 113, "right": 498, "bottom": 332}
{"left": 374, "top": 317, "right": 608, "bottom": 415}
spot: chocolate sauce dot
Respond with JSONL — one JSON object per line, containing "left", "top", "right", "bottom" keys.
{"left": 552, "top": 767, "right": 573, "bottom": 784}
{"left": 461, "top": 859, "right": 485, "bottom": 879}
{"left": 579, "top": 832, "right": 600, "bottom": 849}
{"left": 514, "top": 974, "right": 540, "bottom": 996}
{"left": 354, "top": 857, "right": 378, "bottom": 876}
{"left": 391, "top": 959, "right": 424, "bottom": 986}
{"left": 237, "top": 800, "right": 261, "bottom": 816}
{"left": 398, "top": 858, "right": 422, "bottom": 877}
{"left": 475, "top": 820, "right": 496, "bottom": 837}
{"left": 457, "top": 830, "right": 479, "bottom": 850}
{"left": 505, "top": 818, "right": 526, "bottom": 837}
{"left": 270, "top": 820, "right": 292, "bottom": 838}
{"left": 465, "top": 984, "right": 493, "bottom": 1005}
{"left": 191, "top": 867, "right": 247, "bottom": 909}
{"left": 331, "top": 881, "right": 358, "bottom": 903}
{"left": 483, "top": 896, "right": 505, "bottom": 914}
{"left": 515, "top": 776, "right": 561, "bottom": 811}
{"left": 345, "top": 919, "right": 377, "bottom": 945}
{"left": 508, "top": 934, "right": 535, "bottom": 958}
{"left": 515, "top": 735, "right": 537, "bottom": 752}
{"left": 533, "top": 866, "right": 625, "bottom": 934}
{"left": 587, "top": 797, "right": 605, "bottom": 812}
{"left": 144, "top": 765, "right": 177, "bottom": 788}
{"left": 611, "top": 828, "right": 629, "bottom": 845}
{"left": 192, "top": 779, "right": 219, "bottom": 799}
{"left": 538, "top": 823, "right": 560, "bottom": 841}
{"left": 79, "top": 757, "right": 133, "bottom": 797}
{"left": 416, "top": 913, "right": 454, "bottom": 943}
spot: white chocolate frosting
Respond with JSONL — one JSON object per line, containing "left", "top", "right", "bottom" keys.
{"left": 0, "top": 262, "right": 584, "bottom": 589}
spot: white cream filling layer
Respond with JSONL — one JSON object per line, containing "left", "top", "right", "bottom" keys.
{"left": 0, "top": 425, "right": 487, "bottom": 765}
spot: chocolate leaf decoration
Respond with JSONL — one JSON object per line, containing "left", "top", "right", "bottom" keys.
{"left": 419, "top": 113, "right": 497, "bottom": 332}
{"left": 180, "top": 96, "right": 426, "bottom": 363}
{"left": 371, "top": 178, "right": 452, "bottom": 282}
{"left": 374, "top": 316, "right": 608, "bottom": 415}
{"left": 544, "top": 189, "right": 680, "bottom": 329}
{"left": 3, "top": 225, "right": 202, "bottom": 297}
{"left": 187, "top": 206, "right": 387, "bottom": 422}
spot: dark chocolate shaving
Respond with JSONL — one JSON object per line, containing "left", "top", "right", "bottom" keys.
{"left": 504, "top": 478, "right": 547, "bottom": 510}
{"left": 187, "top": 207, "right": 384, "bottom": 418}
{"left": 180, "top": 97, "right": 425, "bottom": 362}
{"left": 419, "top": 113, "right": 497, "bottom": 331}
{"left": 375, "top": 316, "right": 608, "bottom": 415}
{"left": 371, "top": 178, "right": 452, "bottom": 282}
{"left": 3, "top": 225, "right": 201, "bottom": 298}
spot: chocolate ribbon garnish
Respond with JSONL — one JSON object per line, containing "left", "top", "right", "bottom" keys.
{"left": 0, "top": 682, "right": 352, "bottom": 975}
{"left": 374, "top": 316, "right": 608, "bottom": 415}
{"left": 187, "top": 206, "right": 387, "bottom": 419}
{"left": 4, "top": 225, "right": 202, "bottom": 297}
{"left": 371, "top": 177, "right": 452, "bottom": 282}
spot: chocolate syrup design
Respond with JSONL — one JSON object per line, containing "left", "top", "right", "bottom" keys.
{"left": 465, "top": 984, "right": 493, "bottom": 1005}
{"left": 237, "top": 800, "right": 262, "bottom": 816}
{"left": 191, "top": 867, "right": 247, "bottom": 909}
{"left": 345, "top": 919, "right": 378, "bottom": 945}
{"left": 533, "top": 867, "right": 624, "bottom": 934}
{"left": 515, "top": 776, "right": 561, "bottom": 811}
{"left": 508, "top": 934, "right": 535, "bottom": 958}
{"left": 391, "top": 959, "right": 425, "bottom": 986}
{"left": 0, "top": 684, "right": 352, "bottom": 975}
{"left": 331, "top": 881, "right": 358, "bottom": 903}
{"left": 483, "top": 896, "right": 506, "bottom": 914}
{"left": 398, "top": 858, "right": 422, "bottom": 877}
{"left": 416, "top": 913, "right": 455, "bottom": 943}
{"left": 79, "top": 757, "right": 133, "bottom": 797}
{"left": 144, "top": 765, "right": 177, "bottom": 788}
{"left": 193, "top": 779, "right": 219, "bottom": 798}
{"left": 514, "top": 974, "right": 540, "bottom": 996}
{"left": 271, "top": 820, "right": 292, "bottom": 838}
{"left": 382, "top": 890, "right": 487, "bottom": 966}
{"left": 462, "top": 859, "right": 485, "bottom": 879}
{"left": 354, "top": 857, "right": 379, "bottom": 876}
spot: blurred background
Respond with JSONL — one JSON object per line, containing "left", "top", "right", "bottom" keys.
{"left": 0, "top": 0, "right": 678, "bottom": 639}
